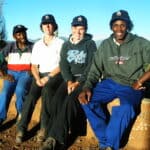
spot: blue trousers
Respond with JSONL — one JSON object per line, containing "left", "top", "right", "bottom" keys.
{"left": 0, "top": 70, "right": 32, "bottom": 120}
{"left": 82, "top": 79, "right": 143, "bottom": 150}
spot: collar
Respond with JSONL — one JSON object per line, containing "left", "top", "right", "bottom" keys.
{"left": 70, "top": 36, "right": 82, "bottom": 44}
{"left": 113, "top": 38, "right": 121, "bottom": 46}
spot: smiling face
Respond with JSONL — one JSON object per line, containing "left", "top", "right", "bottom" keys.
{"left": 13, "top": 31, "right": 27, "bottom": 44}
{"left": 112, "top": 20, "right": 128, "bottom": 44}
{"left": 71, "top": 26, "right": 86, "bottom": 42}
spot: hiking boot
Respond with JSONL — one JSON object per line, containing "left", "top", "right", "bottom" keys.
{"left": 39, "top": 137, "right": 56, "bottom": 150}
{"left": 15, "top": 130, "right": 24, "bottom": 144}
{"left": 100, "top": 146, "right": 113, "bottom": 150}
{"left": 37, "top": 128, "right": 46, "bottom": 143}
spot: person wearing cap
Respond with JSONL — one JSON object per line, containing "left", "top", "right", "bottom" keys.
{"left": 16, "top": 14, "right": 64, "bottom": 144}
{"left": 39, "top": 15, "right": 97, "bottom": 150}
{"left": 0, "top": 25, "right": 33, "bottom": 125}
{"left": 78, "top": 10, "right": 150, "bottom": 150}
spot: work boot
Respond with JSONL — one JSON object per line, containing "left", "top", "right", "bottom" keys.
{"left": 37, "top": 128, "right": 46, "bottom": 143}
{"left": 15, "top": 130, "right": 24, "bottom": 144}
{"left": 100, "top": 146, "right": 113, "bottom": 150}
{"left": 39, "top": 137, "right": 56, "bottom": 150}
{"left": 106, "top": 147, "right": 112, "bottom": 150}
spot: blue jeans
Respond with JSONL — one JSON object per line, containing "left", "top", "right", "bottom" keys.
{"left": 82, "top": 79, "right": 143, "bottom": 150}
{"left": 0, "top": 70, "right": 32, "bottom": 120}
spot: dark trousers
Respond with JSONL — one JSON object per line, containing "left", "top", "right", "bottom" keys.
{"left": 17, "top": 73, "right": 63, "bottom": 132}
{"left": 46, "top": 82, "right": 86, "bottom": 144}
{"left": 40, "top": 75, "right": 64, "bottom": 129}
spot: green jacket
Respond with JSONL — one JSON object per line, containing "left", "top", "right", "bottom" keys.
{"left": 0, "top": 52, "right": 7, "bottom": 73}
{"left": 60, "top": 33, "right": 97, "bottom": 83}
{"left": 0, "top": 52, "right": 4, "bottom": 64}
{"left": 84, "top": 33, "right": 150, "bottom": 89}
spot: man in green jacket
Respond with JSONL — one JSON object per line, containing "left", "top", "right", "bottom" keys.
{"left": 78, "top": 10, "right": 150, "bottom": 150}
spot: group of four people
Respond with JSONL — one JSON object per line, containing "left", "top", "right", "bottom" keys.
{"left": 0, "top": 9, "right": 150, "bottom": 150}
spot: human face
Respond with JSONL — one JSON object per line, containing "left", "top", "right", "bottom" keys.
{"left": 112, "top": 20, "right": 128, "bottom": 43}
{"left": 71, "top": 26, "right": 86, "bottom": 42}
{"left": 13, "top": 31, "right": 27, "bottom": 44}
{"left": 42, "top": 23, "right": 54, "bottom": 35}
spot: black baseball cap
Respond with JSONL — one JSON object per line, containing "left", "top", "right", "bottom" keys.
{"left": 110, "top": 10, "right": 133, "bottom": 31}
{"left": 71, "top": 15, "right": 88, "bottom": 29}
{"left": 110, "top": 10, "right": 131, "bottom": 25}
{"left": 13, "top": 25, "right": 27, "bottom": 35}
{"left": 40, "top": 14, "right": 58, "bottom": 31}
{"left": 41, "top": 14, "right": 57, "bottom": 24}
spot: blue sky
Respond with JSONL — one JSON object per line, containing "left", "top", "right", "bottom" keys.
{"left": 2, "top": 0, "right": 150, "bottom": 41}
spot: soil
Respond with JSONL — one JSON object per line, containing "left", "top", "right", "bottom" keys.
{"left": 0, "top": 117, "right": 99, "bottom": 150}
{"left": 0, "top": 99, "right": 98, "bottom": 150}
{"left": 0, "top": 94, "right": 99, "bottom": 150}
